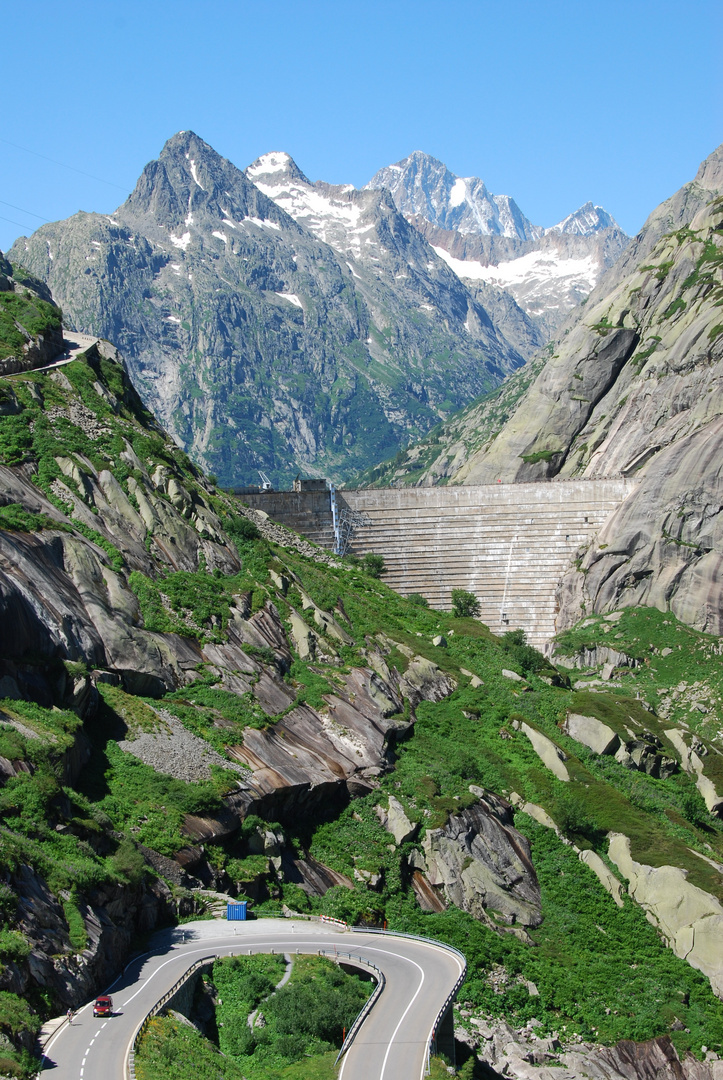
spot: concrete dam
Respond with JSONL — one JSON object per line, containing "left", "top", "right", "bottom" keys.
{"left": 244, "top": 480, "right": 637, "bottom": 647}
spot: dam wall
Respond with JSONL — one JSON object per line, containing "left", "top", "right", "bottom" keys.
{"left": 244, "top": 480, "right": 636, "bottom": 647}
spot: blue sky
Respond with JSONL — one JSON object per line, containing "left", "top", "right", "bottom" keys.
{"left": 1, "top": 0, "right": 721, "bottom": 253}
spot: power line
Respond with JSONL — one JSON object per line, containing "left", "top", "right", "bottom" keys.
{"left": 0, "top": 199, "right": 50, "bottom": 222}
{"left": 0, "top": 136, "right": 130, "bottom": 192}
{"left": 0, "top": 213, "right": 36, "bottom": 232}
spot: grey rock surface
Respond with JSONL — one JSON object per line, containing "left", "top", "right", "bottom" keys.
{"left": 422, "top": 793, "right": 542, "bottom": 928}
{"left": 608, "top": 833, "right": 723, "bottom": 998}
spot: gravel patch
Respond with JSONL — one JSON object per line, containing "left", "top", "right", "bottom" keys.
{"left": 117, "top": 709, "right": 251, "bottom": 783}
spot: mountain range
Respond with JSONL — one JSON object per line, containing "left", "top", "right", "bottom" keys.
{"left": 8, "top": 136, "right": 625, "bottom": 488}
{"left": 367, "top": 151, "right": 630, "bottom": 338}
{"left": 365, "top": 143, "right": 723, "bottom": 638}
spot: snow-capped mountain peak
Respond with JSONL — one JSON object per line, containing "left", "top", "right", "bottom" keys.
{"left": 365, "top": 150, "right": 542, "bottom": 241}
{"left": 548, "top": 201, "right": 621, "bottom": 237}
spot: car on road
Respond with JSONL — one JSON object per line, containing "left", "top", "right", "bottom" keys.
{"left": 92, "top": 996, "right": 113, "bottom": 1017}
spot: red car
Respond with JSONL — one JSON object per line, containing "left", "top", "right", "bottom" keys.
{"left": 93, "top": 996, "right": 113, "bottom": 1017}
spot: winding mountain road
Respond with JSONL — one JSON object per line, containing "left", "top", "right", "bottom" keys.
{"left": 39, "top": 918, "right": 465, "bottom": 1080}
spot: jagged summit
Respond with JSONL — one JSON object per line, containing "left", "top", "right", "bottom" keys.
{"left": 247, "top": 150, "right": 312, "bottom": 186}
{"left": 367, "top": 150, "right": 623, "bottom": 242}
{"left": 366, "top": 150, "right": 541, "bottom": 241}
{"left": 548, "top": 201, "right": 621, "bottom": 236}
{"left": 122, "top": 129, "right": 293, "bottom": 239}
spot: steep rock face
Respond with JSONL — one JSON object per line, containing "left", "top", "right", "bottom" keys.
{"left": 366, "top": 151, "right": 629, "bottom": 338}
{"left": 436, "top": 145, "right": 723, "bottom": 487}
{"left": 366, "top": 151, "right": 542, "bottom": 240}
{"left": 9, "top": 133, "right": 525, "bottom": 488}
{"left": 557, "top": 413, "right": 723, "bottom": 636}
{"left": 8, "top": 865, "right": 173, "bottom": 1009}
{"left": 421, "top": 793, "right": 542, "bottom": 929}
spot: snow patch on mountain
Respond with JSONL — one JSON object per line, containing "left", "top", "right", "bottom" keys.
{"left": 276, "top": 292, "right": 303, "bottom": 308}
{"left": 248, "top": 151, "right": 293, "bottom": 176}
{"left": 432, "top": 245, "right": 599, "bottom": 319}
{"left": 449, "top": 177, "right": 466, "bottom": 207}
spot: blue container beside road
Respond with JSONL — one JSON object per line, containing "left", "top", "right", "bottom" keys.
{"left": 227, "top": 902, "right": 248, "bottom": 921}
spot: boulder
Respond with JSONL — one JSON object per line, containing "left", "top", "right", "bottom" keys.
{"left": 399, "top": 656, "right": 457, "bottom": 707}
{"left": 378, "top": 795, "right": 417, "bottom": 845}
{"left": 665, "top": 728, "right": 723, "bottom": 815}
{"left": 520, "top": 723, "right": 569, "bottom": 782}
{"left": 502, "top": 669, "right": 525, "bottom": 682}
{"left": 564, "top": 712, "right": 620, "bottom": 755}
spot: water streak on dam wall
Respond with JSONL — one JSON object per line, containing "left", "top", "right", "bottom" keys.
{"left": 244, "top": 480, "right": 636, "bottom": 646}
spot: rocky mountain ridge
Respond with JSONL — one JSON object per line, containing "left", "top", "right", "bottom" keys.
{"left": 366, "top": 151, "right": 630, "bottom": 337}
{"left": 9, "top": 133, "right": 532, "bottom": 489}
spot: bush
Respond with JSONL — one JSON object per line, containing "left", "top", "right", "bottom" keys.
{"left": 451, "top": 589, "right": 481, "bottom": 618}
{"left": 406, "top": 593, "right": 429, "bottom": 607}
{"left": 226, "top": 515, "right": 260, "bottom": 545}
{"left": 363, "top": 553, "right": 386, "bottom": 578}
{"left": 500, "top": 628, "right": 547, "bottom": 674}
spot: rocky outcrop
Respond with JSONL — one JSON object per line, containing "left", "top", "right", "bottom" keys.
{"left": 608, "top": 833, "right": 723, "bottom": 998}
{"left": 421, "top": 793, "right": 542, "bottom": 929}
{"left": 665, "top": 729, "right": 723, "bottom": 815}
{"left": 0, "top": 258, "right": 64, "bottom": 376}
{"left": 558, "top": 414, "right": 723, "bottom": 636}
{"left": 564, "top": 712, "right": 620, "bottom": 755}
{"left": 459, "top": 1016, "right": 723, "bottom": 1080}
{"left": 4, "top": 863, "right": 175, "bottom": 1009}
{"left": 519, "top": 722, "right": 569, "bottom": 781}
{"left": 399, "top": 655, "right": 457, "bottom": 706}
{"left": 377, "top": 795, "right": 418, "bottom": 845}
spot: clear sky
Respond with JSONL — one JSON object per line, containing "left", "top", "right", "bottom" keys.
{"left": 1, "top": 0, "right": 721, "bottom": 253}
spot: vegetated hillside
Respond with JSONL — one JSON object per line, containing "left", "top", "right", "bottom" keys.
{"left": 0, "top": 252, "right": 63, "bottom": 375}
{"left": 365, "top": 151, "right": 630, "bottom": 339}
{"left": 7, "top": 132, "right": 529, "bottom": 490}
{"left": 1, "top": 344, "right": 723, "bottom": 1078}
{"left": 136, "top": 953, "right": 372, "bottom": 1080}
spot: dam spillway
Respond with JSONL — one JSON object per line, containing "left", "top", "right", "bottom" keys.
{"left": 244, "top": 480, "right": 636, "bottom": 647}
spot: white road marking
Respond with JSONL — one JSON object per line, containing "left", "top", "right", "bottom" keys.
{"left": 378, "top": 957, "right": 424, "bottom": 1080}
{"left": 101, "top": 1021, "right": 108, "bottom": 1028}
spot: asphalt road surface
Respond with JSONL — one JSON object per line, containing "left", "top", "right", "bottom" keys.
{"left": 40, "top": 918, "right": 465, "bottom": 1080}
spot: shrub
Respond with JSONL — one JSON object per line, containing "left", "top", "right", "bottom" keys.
{"left": 225, "top": 515, "right": 260, "bottom": 545}
{"left": 451, "top": 589, "right": 480, "bottom": 618}
{"left": 363, "top": 553, "right": 386, "bottom": 578}
{"left": 407, "top": 593, "right": 429, "bottom": 607}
